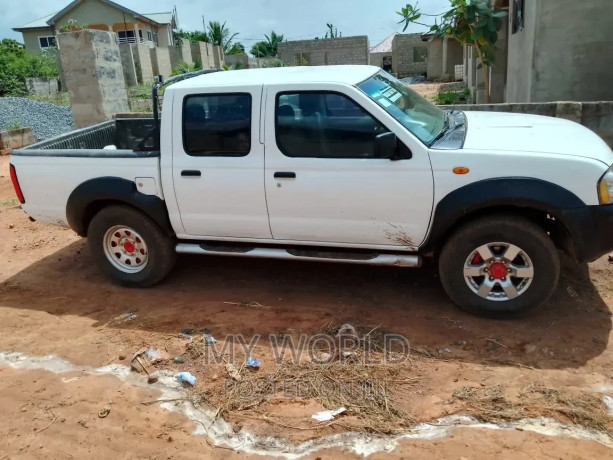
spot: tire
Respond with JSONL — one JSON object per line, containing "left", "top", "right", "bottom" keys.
{"left": 438, "top": 215, "right": 560, "bottom": 318}
{"left": 87, "top": 205, "right": 176, "bottom": 287}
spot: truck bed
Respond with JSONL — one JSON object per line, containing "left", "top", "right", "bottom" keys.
{"left": 11, "top": 118, "right": 163, "bottom": 228}
{"left": 14, "top": 118, "right": 159, "bottom": 157}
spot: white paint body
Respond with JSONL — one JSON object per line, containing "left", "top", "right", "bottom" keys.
{"left": 12, "top": 66, "right": 613, "bottom": 251}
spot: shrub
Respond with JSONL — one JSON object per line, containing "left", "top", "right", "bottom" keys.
{"left": 435, "top": 88, "right": 471, "bottom": 105}
{"left": 0, "top": 39, "right": 59, "bottom": 96}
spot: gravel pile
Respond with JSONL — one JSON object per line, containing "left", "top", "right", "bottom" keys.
{"left": 0, "top": 97, "right": 74, "bottom": 141}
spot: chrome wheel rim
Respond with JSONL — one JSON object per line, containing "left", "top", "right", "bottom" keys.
{"left": 103, "top": 226, "right": 148, "bottom": 274}
{"left": 463, "top": 242, "right": 534, "bottom": 302}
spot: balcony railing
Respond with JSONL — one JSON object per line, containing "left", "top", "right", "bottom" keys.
{"left": 117, "top": 36, "right": 147, "bottom": 45}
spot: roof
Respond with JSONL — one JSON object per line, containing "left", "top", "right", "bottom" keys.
{"left": 14, "top": 0, "right": 174, "bottom": 31}
{"left": 14, "top": 13, "right": 55, "bottom": 31}
{"left": 370, "top": 33, "right": 396, "bottom": 53}
{"left": 47, "top": 0, "right": 144, "bottom": 25}
{"left": 142, "top": 12, "right": 174, "bottom": 25}
{"left": 170, "top": 66, "right": 381, "bottom": 90}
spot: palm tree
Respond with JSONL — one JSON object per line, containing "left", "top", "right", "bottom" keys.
{"left": 250, "top": 31, "right": 284, "bottom": 58}
{"left": 207, "top": 21, "right": 239, "bottom": 54}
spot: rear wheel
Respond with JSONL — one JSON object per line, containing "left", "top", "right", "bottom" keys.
{"left": 88, "top": 205, "right": 176, "bottom": 287}
{"left": 439, "top": 215, "right": 560, "bottom": 317}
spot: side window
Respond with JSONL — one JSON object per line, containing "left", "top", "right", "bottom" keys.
{"left": 276, "top": 92, "right": 388, "bottom": 159}
{"left": 183, "top": 93, "right": 252, "bottom": 157}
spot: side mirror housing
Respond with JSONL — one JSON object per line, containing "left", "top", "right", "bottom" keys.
{"left": 375, "top": 132, "right": 412, "bottom": 160}
{"left": 375, "top": 132, "right": 397, "bottom": 159}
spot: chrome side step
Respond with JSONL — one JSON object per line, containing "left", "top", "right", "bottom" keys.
{"left": 175, "top": 243, "right": 422, "bottom": 268}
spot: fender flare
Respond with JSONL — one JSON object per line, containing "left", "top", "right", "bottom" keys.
{"left": 66, "top": 177, "right": 173, "bottom": 237}
{"left": 421, "top": 177, "right": 586, "bottom": 252}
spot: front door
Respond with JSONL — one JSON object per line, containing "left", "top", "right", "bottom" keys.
{"left": 264, "top": 85, "right": 434, "bottom": 248}
{"left": 171, "top": 85, "right": 272, "bottom": 239}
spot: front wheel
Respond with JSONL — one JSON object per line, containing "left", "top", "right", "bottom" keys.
{"left": 88, "top": 205, "right": 176, "bottom": 287}
{"left": 439, "top": 215, "right": 560, "bottom": 317}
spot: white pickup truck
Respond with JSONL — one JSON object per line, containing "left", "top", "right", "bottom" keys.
{"left": 9, "top": 65, "right": 613, "bottom": 317}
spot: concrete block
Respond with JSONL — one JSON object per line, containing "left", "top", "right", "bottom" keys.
{"left": 57, "top": 30, "right": 129, "bottom": 128}
{"left": 133, "top": 45, "right": 154, "bottom": 83}
{"left": 119, "top": 44, "right": 138, "bottom": 87}
{"left": 278, "top": 36, "right": 369, "bottom": 66}
{"left": 25, "top": 78, "right": 60, "bottom": 96}
{"left": 0, "top": 127, "right": 37, "bottom": 151}
{"left": 151, "top": 47, "right": 172, "bottom": 79}
{"left": 179, "top": 41, "right": 193, "bottom": 65}
{"left": 555, "top": 102, "right": 583, "bottom": 123}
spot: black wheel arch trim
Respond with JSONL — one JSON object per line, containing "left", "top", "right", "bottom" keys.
{"left": 421, "top": 177, "right": 586, "bottom": 253}
{"left": 66, "top": 177, "right": 173, "bottom": 237}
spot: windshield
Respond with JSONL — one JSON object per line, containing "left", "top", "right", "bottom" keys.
{"left": 358, "top": 71, "right": 446, "bottom": 145}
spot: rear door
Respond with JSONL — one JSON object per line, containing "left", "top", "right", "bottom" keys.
{"left": 264, "top": 84, "right": 434, "bottom": 248}
{"left": 170, "top": 85, "right": 272, "bottom": 238}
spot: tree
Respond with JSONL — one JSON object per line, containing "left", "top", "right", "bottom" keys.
{"left": 250, "top": 31, "right": 284, "bottom": 58}
{"left": 206, "top": 21, "right": 239, "bottom": 54}
{"left": 175, "top": 30, "right": 209, "bottom": 44}
{"left": 322, "top": 23, "right": 341, "bottom": 39}
{"left": 398, "top": 0, "right": 507, "bottom": 103}
{"left": 226, "top": 42, "right": 245, "bottom": 55}
{"left": 0, "top": 39, "right": 58, "bottom": 96}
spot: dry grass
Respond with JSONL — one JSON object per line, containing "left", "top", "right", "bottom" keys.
{"left": 317, "top": 320, "right": 398, "bottom": 355}
{"left": 453, "top": 383, "right": 611, "bottom": 434}
{"left": 195, "top": 359, "right": 417, "bottom": 434}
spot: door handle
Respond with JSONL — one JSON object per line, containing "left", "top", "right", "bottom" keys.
{"left": 274, "top": 172, "right": 296, "bottom": 179}
{"left": 181, "top": 170, "right": 201, "bottom": 177}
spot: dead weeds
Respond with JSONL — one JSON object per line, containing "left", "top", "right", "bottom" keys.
{"left": 453, "top": 383, "right": 611, "bottom": 434}
{"left": 195, "top": 360, "right": 418, "bottom": 434}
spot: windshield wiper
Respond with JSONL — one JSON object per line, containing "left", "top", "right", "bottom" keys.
{"left": 430, "top": 111, "right": 451, "bottom": 145}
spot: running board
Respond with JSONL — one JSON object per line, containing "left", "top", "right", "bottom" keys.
{"left": 175, "top": 243, "right": 422, "bottom": 268}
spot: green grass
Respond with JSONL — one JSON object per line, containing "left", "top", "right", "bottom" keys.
{"left": 4, "top": 121, "right": 22, "bottom": 131}
{"left": 27, "top": 92, "right": 71, "bottom": 106}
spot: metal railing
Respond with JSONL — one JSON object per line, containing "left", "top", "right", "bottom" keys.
{"left": 117, "top": 36, "right": 148, "bottom": 45}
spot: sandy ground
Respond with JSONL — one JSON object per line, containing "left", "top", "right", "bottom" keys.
{"left": 1, "top": 154, "right": 612, "bottom": 459}
{"left": 410, "top": 82, "right": 466, "bottom": 101}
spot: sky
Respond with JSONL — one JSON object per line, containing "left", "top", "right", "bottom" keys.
{"left": 2, "top": 0, "right": 450, "bottom": 50}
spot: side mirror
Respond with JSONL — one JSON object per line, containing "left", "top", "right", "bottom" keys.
{"left": 375, "top": 132, "right": 397, "bottom": 159}
{"left": 375, "top": 132, "right": 412, "bottom": 160}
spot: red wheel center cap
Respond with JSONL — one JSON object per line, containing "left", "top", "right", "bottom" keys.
{"left": 489, "top": 262, "right": 507, "bottom": 280}
{"left": 123, "top": 241, "right": 136, "bottom": 253}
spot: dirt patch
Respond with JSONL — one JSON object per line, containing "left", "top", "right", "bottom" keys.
{"left": 410, "top": 82, "right": 466, "bottom": 102}
{"left": 1, "top": 154, "right": 613, "bottom": 457}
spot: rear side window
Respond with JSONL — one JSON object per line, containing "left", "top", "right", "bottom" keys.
{"left": 183, "top": 93, "right": 251, "bottom": 156}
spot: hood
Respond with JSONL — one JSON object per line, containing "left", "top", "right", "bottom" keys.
{"left": 462, "top": 111, "right": 613, "bottom": 165}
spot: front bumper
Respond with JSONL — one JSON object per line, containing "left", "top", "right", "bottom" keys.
{"left": 559, "top": 204, "right": 613, "bottom": 262}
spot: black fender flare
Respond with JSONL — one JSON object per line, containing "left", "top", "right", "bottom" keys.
{"left": 421, "top": 177, "right": 586, "bottom": 252}
{"left": 66, "top": 177, "right": 173, "bottom": 237}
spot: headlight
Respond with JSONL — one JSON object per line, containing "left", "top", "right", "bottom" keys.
{"left": 598, "top": 165, "right": 613, "bottom": 204}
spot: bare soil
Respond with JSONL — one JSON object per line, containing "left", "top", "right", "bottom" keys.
{"left": 1, "top": 154, "right": 612, "bottom": 458}
{"left": 410, "top": 82, "right": 466, "bottom": 102}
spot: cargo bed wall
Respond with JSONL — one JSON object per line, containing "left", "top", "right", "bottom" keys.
{"left": 18, "top": 118, "right": 157, "bottom": 152}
